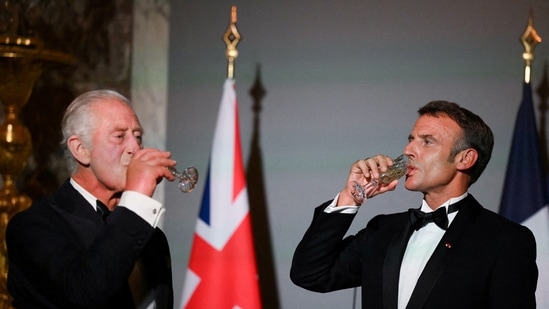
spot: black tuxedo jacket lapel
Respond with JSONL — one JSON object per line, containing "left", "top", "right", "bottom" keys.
{"left": 48, "top": 180, "right": 104, "bottom": 247}
{"left": 382, "top": 217, "right": 415, "bottom": 309}
{"left": 406, "top": 196, "right": 482, "bottom": 308}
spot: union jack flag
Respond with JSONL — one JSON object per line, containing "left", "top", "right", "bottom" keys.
{"left": 181, "top": 79, "right": 262, "bottom": 309}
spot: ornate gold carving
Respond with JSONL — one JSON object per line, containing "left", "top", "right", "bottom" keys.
{"left": 520, "top": 11, "right": 542, "bottom": 83}
{"left": 223, "top": 6, "right": 241, "bottom": 79}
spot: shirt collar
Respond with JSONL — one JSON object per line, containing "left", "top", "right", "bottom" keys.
{"left": 421, "top": 192, "right": 468, "bottom": 213}
{"left": 69, "top": 178, "right": 98, "bottom": 211}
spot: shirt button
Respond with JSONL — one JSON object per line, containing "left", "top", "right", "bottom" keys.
{"left": 153, "top": 208, "right": 157, "bottom": 215}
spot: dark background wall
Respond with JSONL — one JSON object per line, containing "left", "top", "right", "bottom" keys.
{"left": 165, "top": 1, "right": 549, "bottom": 308}
{"left": 0, "top": 0, "right": 134, "bottom": 200}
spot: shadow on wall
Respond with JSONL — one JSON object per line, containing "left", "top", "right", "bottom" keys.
{"left": 246, "top": 64, "right": 281, "bottom": 309}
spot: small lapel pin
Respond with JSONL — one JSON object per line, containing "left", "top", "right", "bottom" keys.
{"left": 445, "top": 243, "right": 452, "bottom": 249}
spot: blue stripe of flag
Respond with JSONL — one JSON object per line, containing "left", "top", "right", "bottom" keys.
{"left": 199, "top": 164, "right": 211, "bottom": 225}
{"left": 499, "top": 82, "right": 547, "bottom": 223}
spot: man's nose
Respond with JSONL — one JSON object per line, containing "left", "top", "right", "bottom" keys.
{"left": 128, "top": 138, "right": 143, "bottom": 154}
{"left": 402, "top": 143, "right": 413, "bottom": 158}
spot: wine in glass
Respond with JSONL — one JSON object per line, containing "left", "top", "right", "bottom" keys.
{"left": 168, "top": 166, "right": 199, "bottom": 193}
{"left": 352, "top": 154, "right": 408, "bottom": 201}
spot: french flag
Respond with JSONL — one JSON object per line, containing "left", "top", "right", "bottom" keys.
{"left": 181, "top": 79, "right": 262, "bottom": 308}
{"left": 499, "top": 82, "right": 549, "bottom": 307}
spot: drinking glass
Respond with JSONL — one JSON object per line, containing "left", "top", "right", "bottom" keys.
{"left": 168, "top": 166, "right": 199, "bottom": 193}
{"left": 352, "top": 154, "right": 408, "bottom": 201}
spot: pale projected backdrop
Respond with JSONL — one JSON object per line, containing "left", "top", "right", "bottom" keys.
{"left": 165, "top": 1, "right": 549, "bottom": 308}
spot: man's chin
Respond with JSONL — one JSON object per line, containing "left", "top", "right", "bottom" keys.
{"left": 404, "top": 180, "right": 419, "bottom": 192}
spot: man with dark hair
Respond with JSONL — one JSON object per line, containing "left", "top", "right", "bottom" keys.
{"left": 291, "top": 101, "right": 538, "bottom": 308}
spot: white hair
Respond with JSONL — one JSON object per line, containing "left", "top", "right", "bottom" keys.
{"left": 60, "top": 90, "right": 130, "bottom": 173}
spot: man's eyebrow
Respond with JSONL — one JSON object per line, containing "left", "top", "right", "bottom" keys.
{"left": 408, "top": 133, "right": 436, "bottom": 140}
{"left": 110, "top": 125, "right": 143, "bottom": 134}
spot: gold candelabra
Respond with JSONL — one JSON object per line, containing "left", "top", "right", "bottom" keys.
{"left": 0, "top": 31, "right": 74, "bottom": 308}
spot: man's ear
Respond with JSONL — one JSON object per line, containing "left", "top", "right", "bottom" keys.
{"left": 67, "top": 135, "right": 91, "bottom": 166}
{"left": 456, "top": 148, "right": 478, "bottom": 171}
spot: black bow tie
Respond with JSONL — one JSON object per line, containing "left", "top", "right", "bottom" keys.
{"left": 96, "top": 200, "right": 111, "bottom": 221}
{"left": 409, "top": 203, "right": 460, "bottom": 231}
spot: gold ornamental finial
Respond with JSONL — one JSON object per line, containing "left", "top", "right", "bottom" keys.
{"left": 223, "top": 6, "right": 241, "bottom": 79}
{"left": 520, "top": 10, "right": 542, "bottom": 83}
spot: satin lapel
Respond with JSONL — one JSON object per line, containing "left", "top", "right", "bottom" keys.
{"left": 406, "top": 196, "right": 482, "bottom": 308}
{"left": 383, "top": 216, "right": 415, "bottom": 309}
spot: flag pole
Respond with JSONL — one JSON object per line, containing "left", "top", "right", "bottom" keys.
{"left": 223, "top": 5, "right": 241, "bottom": 79}
{"left": 181, "top": 6, "right": 263, "bottom": 308}
{"left": 520, "top": 10, "right": 541, "bottom": 84}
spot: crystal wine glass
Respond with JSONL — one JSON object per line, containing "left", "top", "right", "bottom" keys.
{"left": 168, "top": 166, "right": 199, "bottom": 193}
{"left": 352, "top": 154, "right": 409, "bottom": 201}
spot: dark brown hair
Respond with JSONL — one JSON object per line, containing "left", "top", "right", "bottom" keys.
{"left": 418, "top": 100, "right": 494, "bottom": 186}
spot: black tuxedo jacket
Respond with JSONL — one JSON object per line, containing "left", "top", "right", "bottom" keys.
{"left": 290, "top": 195, "right": 538, "bottom": 308}
{"left": 6, "top": 180, "right": 173, "bottom": 309}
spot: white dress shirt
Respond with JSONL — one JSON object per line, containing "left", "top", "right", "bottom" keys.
{"left": 70, "top": 178, "right": 165, "bottom": 228}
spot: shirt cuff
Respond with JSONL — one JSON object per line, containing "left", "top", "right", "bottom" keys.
{"left": 118, "top": 191, "right": 165, "bottom": 227}
{"left": 323, "top": 193, "right": 360, "bottom": 214}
